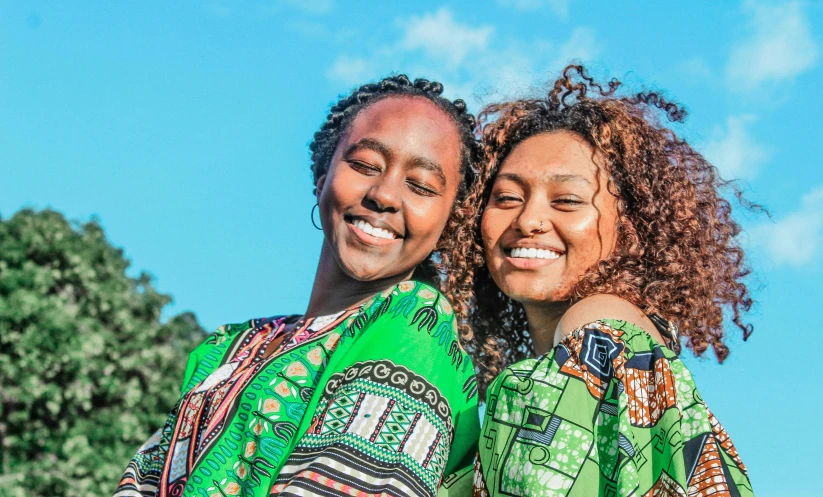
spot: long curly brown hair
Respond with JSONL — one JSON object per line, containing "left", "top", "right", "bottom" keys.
{"left": 444, "top": 65, "right": 756, "bottom": 393}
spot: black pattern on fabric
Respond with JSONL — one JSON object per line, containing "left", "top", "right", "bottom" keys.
{"left": 321, "top": 360, "right": 453, "bottom": 424}
{"left": 115, "top": 281, "right": 479, "bottom": 497}
{"left": 273, "top": 359, "right": 456, "bottom": 497}
{"left": 475, "top": 319, "right": 753, "bottom": 497}
{"left": 275, "top": 444, "right": 432, "bottom": 496}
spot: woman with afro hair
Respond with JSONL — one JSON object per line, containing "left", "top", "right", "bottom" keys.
{"left": 447, "top": 66, "right": 755, "bottom": 496}
{"left": 115, "top": 75, "right": 483, "bottom": 497}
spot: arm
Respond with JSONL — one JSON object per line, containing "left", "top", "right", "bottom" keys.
{"left": 114, "top": 320, "right": 252, "bottom": 497}
{"left": 555, "top": 294, "right": 664, "bottom": 346}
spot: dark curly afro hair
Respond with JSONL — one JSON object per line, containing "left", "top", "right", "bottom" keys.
{"left": 309, "top": 74, "right": 483, "bottom": 347}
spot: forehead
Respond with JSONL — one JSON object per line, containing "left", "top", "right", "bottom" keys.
{"left": 501, "top": 131, "right": 600, "bottom": 179}
{"left": 346, "top": 96, "right": 458, "bottom": 141}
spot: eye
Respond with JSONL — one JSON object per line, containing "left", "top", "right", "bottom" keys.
{"left": 552, "top": 196, "right": 584, "bottom": 210}
{"left": 493, "top": 193, "right": 522, "bottom": 206}
{"left": 346, "top": 160, "right": 381, "bottom": 175}
{"left": 407, "top": 180, "right": 439, "bottom": 197}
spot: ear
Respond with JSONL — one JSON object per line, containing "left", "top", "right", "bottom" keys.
{"left": 315, "top": 173, "right": 327, "bottom": 200}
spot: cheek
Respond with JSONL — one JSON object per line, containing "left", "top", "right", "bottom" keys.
{"left": 322, "top": 169, "right": 363, "bottom": 213}
{"left": 405, "top": 199, "right": 451, "bottom": 244}
{"left": 317, "top": 182, "right": 336, "bottom": 223}
{"left": 480, "top": 213, "right": 500, "bottom": 256}
{"left": 565, "top": 211, "right": 615, "bottom": 263}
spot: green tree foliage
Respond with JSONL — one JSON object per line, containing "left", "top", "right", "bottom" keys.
{"left": 0, "top": 209, "right": 206, "bottom": 496}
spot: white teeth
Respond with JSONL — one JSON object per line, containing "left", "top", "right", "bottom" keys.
{"left": 509, "top": 247, "right": 561, "bottom": 259}
{"left": 353, "top": 220, "right": 396, "bottom": 240}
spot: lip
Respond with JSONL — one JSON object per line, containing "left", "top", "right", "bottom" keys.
{"left": 346, "top": 217, "right": 402, "bottom": 247}
{"left": 344, "top": 214, "right": 403, "bottom": 238}
{"left": 504, "top": 254, "right": 561, "bottom": 269}
{"left": 501, "top": 239, "right": 564, "bottom": 270}
{"left": 504, "top": 240, "right": 565, "bottom": 253}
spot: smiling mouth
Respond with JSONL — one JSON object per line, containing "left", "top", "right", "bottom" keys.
{"left": 345, "top": 216, "right": 402, "bottom": 247}
{"left": 350, "top": 219, "right": 398, "bottom": 240}
{"left": 505, "top": 247, "right": 562, "bottom": 260}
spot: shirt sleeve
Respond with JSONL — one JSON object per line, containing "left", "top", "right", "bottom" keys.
{"left": 475, "top": 319, "right": 753, "bottom": 497}
{"left": 114, "top": 321, "right": 253, "bottom": 497}
{"left": 272, "top": 281, "right": 480, "bottom": 497}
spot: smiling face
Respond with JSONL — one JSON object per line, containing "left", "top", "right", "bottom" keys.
{"left": 315, "top": 96, "right": 462, "bottom": 282}
{"left": 481, "top": 131, "right": 619, "bottom": 305}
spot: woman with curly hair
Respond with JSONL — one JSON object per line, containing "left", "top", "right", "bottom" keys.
{"left": 114, "top": 75, "right": 482, "bottom": 497}
{"left": 456, "top": 66, "right": 754, "bottom": 496}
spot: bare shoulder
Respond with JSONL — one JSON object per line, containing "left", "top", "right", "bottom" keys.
{"left": 554, "top": 294, "right": 664, "bottom": 345}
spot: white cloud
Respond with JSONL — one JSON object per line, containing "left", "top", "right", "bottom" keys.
{"left": 325, "top": 56, "right": 372, "bottom": 87}
{"left": 551, "top": 27, "right": 601, "bottom": 68}
{"left": 726, "top": 0, "right": 818, "bottom": 89}
{"left": 497, "top": 0, "right": 569, "bottom": 18}
{"left": 704, "top": 115, "right": 768, "bottom": 180}
{"left": 325, "top": 8, "right": 600, "bottom": 107}
{"left": 480, "top": 43, "right": 552, "bottom": 93}
{"left": 751, "top": 186, "right": 823, "bottom": 267}
{"left": 399, "top": 9, "right": 494, "bottom": 68}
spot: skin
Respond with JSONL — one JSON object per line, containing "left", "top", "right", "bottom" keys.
{"left": 305, "top": 96, "right": 462, "bottom": 318}
{"left": 481, "top": 131, "right": 662, "bottom": 355}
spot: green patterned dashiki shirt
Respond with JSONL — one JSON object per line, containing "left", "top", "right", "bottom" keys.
{"left": 115, "top": 280, "right": 479, "bottom": 497}
{"left": 475, "top": 319, "right": 753, "bottom": 497}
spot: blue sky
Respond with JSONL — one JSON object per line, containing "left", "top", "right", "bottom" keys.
{"left": 2, "top": 1, "right": 820, "bottom": 494}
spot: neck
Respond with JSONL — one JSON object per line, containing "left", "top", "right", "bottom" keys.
{"left": 305, "top": 241, "right": 415, "bottom": 318}
{"left": 522, "top": 300, "right": 571, "bottom": 356}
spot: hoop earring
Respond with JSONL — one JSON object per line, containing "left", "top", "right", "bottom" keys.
{"left": 311, "top": 203, "right": 323, "bottom": 231}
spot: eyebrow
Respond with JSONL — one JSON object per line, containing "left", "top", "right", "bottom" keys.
{"left": 346, "top": 137, "right": 448, "bottom": 186}
{"left": 497, "top": 171, "right": 591, "bottom": 185}
{"left": 345, "top": 138, "right": 392, "bottom": 159}
{"left": 408, "top": 156, "right": 447, "bottom": 185}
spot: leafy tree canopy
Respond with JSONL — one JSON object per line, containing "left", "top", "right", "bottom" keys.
{"left": 0, "top": 209, "right": 205, "bottom": 496}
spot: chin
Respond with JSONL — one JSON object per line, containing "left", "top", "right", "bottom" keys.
{"left": 508, "top": 292, "right": 557, "bottom": 306}
{"left": 499, "top": 280, "right": 569, "bottom": 306}
{"left": 341, "top": 263, "right": 387, "bottom": 282}
{"left": 331, "top": 247, "right": 381, "bottom": 281}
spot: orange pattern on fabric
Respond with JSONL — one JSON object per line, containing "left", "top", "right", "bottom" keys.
{"left": 687, "top": 435, "right": 733, "bottom": 496}
{"left": 709, "top": 409, "right": 748, "bottom": 476}
{"left": 472, "top": 456, "right": 490, "bottom": 497}
{"left": 557, "top": 325, "right": 627, "bottom": 399}
{"left": 642, "top": 472, "right": 687, "bottom": 497}
{"left": 179, "top": 392, "right": 204, "bottom": 437}
{"left": 624, "top": 358, "right": 678, "bottom": 426}
{"left": 271, "top": 470, "right": 394, "bottom": 497}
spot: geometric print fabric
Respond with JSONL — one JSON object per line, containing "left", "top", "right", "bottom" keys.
{"left": 114, "top": 280, "right": 479, "bottom": 497}
{"left": 475, "top": 319, "right": 753, "bottom": 497}
{"left": 115, "top": 313, "right": 341, "bottom": 497}
{"left": 272, "top": 363, "right": 453, "bottom": 497}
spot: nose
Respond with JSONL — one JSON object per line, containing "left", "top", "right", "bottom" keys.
{"left": 364, "top": 174, "right": 402, "bottom": 213}
{"left": 512, "top": 198, "right": 551, "bottom": 235}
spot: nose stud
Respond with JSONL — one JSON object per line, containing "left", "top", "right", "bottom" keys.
{"left": 539, "top": 221, "right": 544, "bottom": 231}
